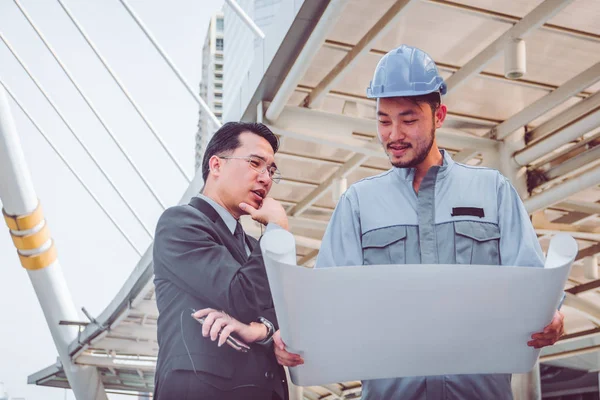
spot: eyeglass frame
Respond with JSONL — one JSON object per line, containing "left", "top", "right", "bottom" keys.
{"left": 218, "top": 155, "right": 282, "bottom": 183}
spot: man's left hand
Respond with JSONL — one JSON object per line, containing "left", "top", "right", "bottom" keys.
{"left": 193, "top": 308, "right": 267, "bottom": 347}
{"left": 528, "top": 310, "right": 564, "bottom": 349}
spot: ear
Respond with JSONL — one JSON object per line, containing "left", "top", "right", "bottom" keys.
{"left": 208, "top": 155, "right": 223, "bottom": 178}
{"left": 434, "top": 104, "right": 447, "bottom": 129}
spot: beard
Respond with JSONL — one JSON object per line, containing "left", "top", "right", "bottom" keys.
{"left": 388, "top": 126, "right": 435, "bottom": 169}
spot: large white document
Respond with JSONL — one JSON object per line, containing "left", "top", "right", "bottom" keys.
{"left": 260, "top": 231, "right": 576, "bottom": 386}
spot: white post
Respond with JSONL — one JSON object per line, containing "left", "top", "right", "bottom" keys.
{"left": 584, "top": 256, "right": 599, "bottom": 280}
{"left": 512, "top": 362, "right": 542, "bottom": 400}
{"left": 331, "top": 177, "right": 347, "bottom": 202}
{"left": 0, "top": 87, "right": 107, "bottom": 399}
{"left": 497, "top": 131, "right": 529, "bottom": 198}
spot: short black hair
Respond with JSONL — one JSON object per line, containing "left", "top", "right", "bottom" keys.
{"left": 407, "top": 91, "right": 442, "bottom": 114}
{"left": 201, "top": 122, "right": 279, "bottom": 182}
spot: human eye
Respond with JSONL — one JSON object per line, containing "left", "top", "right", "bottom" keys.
{"left": 249, "top": 157, "right": 262, "bottom": 168}
{"left": 404, "top": 119, "right": 418, "bottom": 125}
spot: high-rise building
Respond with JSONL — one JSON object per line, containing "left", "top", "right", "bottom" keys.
{"left": 195, "top": 1, "right": 282, "bottom": 172}
{"left": 195, "top": 11, "right": 225, "bottom": 172}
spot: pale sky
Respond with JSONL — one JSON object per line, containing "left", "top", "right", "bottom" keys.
{"left": 0, "top": 0, "right": 223, "bottom": 398}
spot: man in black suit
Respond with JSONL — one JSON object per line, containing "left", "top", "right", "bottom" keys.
{"left": 153, "top": 122, "right": 302, "bottom": 400}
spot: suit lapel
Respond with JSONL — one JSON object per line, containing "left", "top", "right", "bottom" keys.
{"left": 188, "top": 197, "right": 248, "bottom": 263}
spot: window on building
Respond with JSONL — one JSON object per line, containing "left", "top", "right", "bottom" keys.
{"left": 215, "top": 73, "right": 223, "bottom": 80}
{"left": 216, "top": 18, "right": 224, "bottom": 32}
{"left": 215, "top": 92, "right": 223, "bottom": 99}
{"left": 215, "top": 53, "right": 223, "bottom": 61}
{"left": 215, "top": 83, "right": 223, "bottom": 89}
{"left": 215, "top": 64, "right": 223, "bottom": 71}
{"left": 216, "top": 38, "right": 224, "bottom": 51}
{"left": 214, "top": 103, "right": 222, "bottom": 110}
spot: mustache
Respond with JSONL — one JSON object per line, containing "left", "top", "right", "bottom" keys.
{"left": 387, "top": 142, "right": 412, "bottom": 149}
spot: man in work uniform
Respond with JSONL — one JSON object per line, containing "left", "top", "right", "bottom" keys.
{"left": 314, "top": 45, "right": 565, "bottom": 399}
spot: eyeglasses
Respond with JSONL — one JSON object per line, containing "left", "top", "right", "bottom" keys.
{"left": 219, "top": 155, "right": 281, "bottom": 183}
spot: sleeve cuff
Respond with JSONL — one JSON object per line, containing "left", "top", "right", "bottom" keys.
{"left": 265, "top": 223, "right": 283, "bottom": 233}
{"left": 558, "top": 292, "right": 566, "bottom": 310}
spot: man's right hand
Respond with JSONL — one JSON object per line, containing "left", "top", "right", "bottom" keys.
{"left": 240, "top": 197, "right": 289, "bottom": 230}
{"left": 273, "top": 330, "right": 304, "bottom": 367}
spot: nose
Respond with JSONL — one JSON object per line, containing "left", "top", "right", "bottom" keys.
{"left": 257, "top": 169, "right": 272, "bottom": 185}
{"left": 388, "top": 122, "right": 406, "bottom": 141}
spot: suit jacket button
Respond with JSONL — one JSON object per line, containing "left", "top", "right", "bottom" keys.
{"left": 265, "top": 371, "right": 274, "bottom": 379}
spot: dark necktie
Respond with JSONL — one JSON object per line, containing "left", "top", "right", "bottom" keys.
{"left": 234, "top": 221, "right": 247, "bottom": 254}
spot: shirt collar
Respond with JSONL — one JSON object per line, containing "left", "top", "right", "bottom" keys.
{"left": 198, "top": 194, "right": 237, "bottom": 234}
{"left": 393, "top": 149, "right": 454, "bottom": 181}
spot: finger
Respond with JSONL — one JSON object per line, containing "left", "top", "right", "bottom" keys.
{"left": 218, "top": 325, "right": 234, "bottom": 347}
{"left": 193, "top": 308, "right": 215, "bottom": 319}
{"left": 210, "top": 318, "right": 228, "bottom": 341}
{"left": 531, "top": 331, "right": 559, "bottom": 340}
{"left": 202, "top": 312, "right": 221, "bottom": 337}
{"left": 528, "top": 339, "right": 555, "bottom": 348}
{"left": 275, "top": 348, "right": 303, "bottom": 364}
{"left": 276, "top": 354, "right": 303, "bottom": 367}
{"left": 239, "top": 202, "right": 257, "bottom": 216}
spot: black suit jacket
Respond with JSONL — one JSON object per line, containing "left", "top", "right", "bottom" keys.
{"left": 152, "top": 197, "right": 287, "bottom": 398}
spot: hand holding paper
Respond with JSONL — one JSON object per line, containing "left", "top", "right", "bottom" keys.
{"left": 260, "top": 231, "right": 577, "bottom": 386}
{"left": 528, "top": 310, "right": 565, "bottom": 349}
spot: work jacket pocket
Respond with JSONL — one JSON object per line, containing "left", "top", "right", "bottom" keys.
{"left": 454, "top": 221, "right": 500, "bottom": 265}
{"left": 362, "top": 225, "right": 407, "bottom": 265}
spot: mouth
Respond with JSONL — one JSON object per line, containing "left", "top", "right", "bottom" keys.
{"left": 388, "top": 143, "right": 411, "bottom": 157}
{"left": 251, "top": 189, "right": 266, "bottom": 201}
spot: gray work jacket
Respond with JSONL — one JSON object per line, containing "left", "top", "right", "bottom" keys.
{"left": 315, "top": 150, "right": 544, "bottom": 400}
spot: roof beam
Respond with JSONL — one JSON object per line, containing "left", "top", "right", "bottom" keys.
{"left": 75, "top": 355, "right": 155, "bottom": 372}
{"left": 528, "top": 131, "right": 600, "bottom": 171}
{"left": 322, "top": 39, "right": 592, "bottom": 98}
{"left": 514, "top": 107, "right": 600, "bottom": 166}
{"left": 264, "top": 0, "right": 349, "bottom": 122}
{"left": 493, "top": 63, "right": 600, "bottom": 140}
{"left": 524, "top": 164, "right": 600, "bottom": 214}
{"left": 540, "top": 343, "right": 600, "bottom": 362}
{"left": 532, "top": 212, "right": 600, "bottom": 235}
{"left": 306, "top": 0, "right": 416, "bottom": 108}
{"left": 269, "top": 124, "right": 385, "bottom": 158}
{"left": 444, "top": 0, "right": 574, "bottom": 96}
{"left": 544, "top": 145, "right": 600, "bottom": 181}
{"left": 562, "top": 292, "right": 600, "bottom": 325}
{"left": 296, "top": 84, "right": 501, "bottom": 126}
{"left": 528, "top": 90, "right": 600, "bottom": 143}
{"left": 423, "top": 0, "right": 600, "bottom": 42}
{"left": 90, "top": 337, "right": 158, "bottom": 355}
{"left": 288, "top": 149, "right": 373, "bottom": 217}
{"left": 555, "top": 200, "right": 600, "bottom": 215}
{"left": 453, "top": 148, "right": 480, "bottom": 164}
{"left": 298, "top": 249, "right": 319, "bottom": 266}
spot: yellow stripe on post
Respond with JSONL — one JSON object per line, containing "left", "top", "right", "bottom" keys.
{"left": 10, "top": 223, "right": 50, "bottom": 250}
{"left": 2, "top": 202, "right": 44, "bottom": 231}
{"left": 18, "top": 242, "right": 57, "bottom": 270}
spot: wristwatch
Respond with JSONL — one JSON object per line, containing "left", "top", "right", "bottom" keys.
{"left": 255, "top": 316, "right": 275, "bottom": 345}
